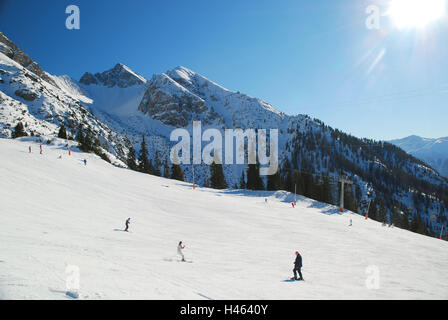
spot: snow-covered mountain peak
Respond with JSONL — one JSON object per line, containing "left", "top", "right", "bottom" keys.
{"left": 160, "top": 66, "right": 285, "bottom": 127}
{"left": 164, "top": 66, "right": 228, "bottom": 95}
{"left": 137, "top": 71, "right": 222, "bottom": 128}
{"left": 80, "top": 63, "right": 147, "bottom": 88}
{"left": 167, "top": 65, "right": 197, "bottom": 80}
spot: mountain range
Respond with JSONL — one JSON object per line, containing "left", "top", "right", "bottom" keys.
{"left": 389, "top": 135, "right": 448, "bottom": 179}
{"left": 0, "top": 31, "right": 447, "bottom": 238}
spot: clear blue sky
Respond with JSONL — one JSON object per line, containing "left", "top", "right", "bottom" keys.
{"left": 1, "top": 0, "right": 447, "bottom": 140}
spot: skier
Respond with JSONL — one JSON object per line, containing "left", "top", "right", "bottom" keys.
{"left": 40, "top": 145, "right": 43, "bottom": 154}
{"left": 83, "top": 159, "right": 87, "bottom": 166}
{"left": 177, "top": 241, "right": 186, "bottom": 262}
{"left": 349, "top": 218, "right": 352, "bottom": 227}
{"left": 29, "top": 146, "right": 31, "bottom": 153}
{"left": 291, "top": 202, "right": 295, "bottom": 208}
{"left": 124, "top": 218, "right": 131, "bottom": 232}
{"left": 292, "top": 251, "right": 304, "bottom": 281}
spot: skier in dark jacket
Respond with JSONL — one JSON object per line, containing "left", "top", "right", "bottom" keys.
{"left": 293, "top": 251, "right": 304, "bottom": 281}
{"left": 124, "top": 218, "right": 131, "bottom": 232}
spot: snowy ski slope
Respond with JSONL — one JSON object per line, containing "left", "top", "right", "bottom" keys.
{"left": 0, "top": 138, "right": 447, "bottom": 299}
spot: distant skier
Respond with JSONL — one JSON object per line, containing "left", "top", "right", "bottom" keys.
{"left": 349, "top": 218, "right": 352, "bottom": 227}
{"left": 124, "top": 218, "right": 130, "bottom": 232}
{"left": 177, "top": 241, "right": 185, "bottom": 262}
{"left": 291, "top": 202, "right": 295, "bottom": 208}
{"left": 265, "top": 198, "right": 267, "bottom": 204}
{"left": 40, "top": 145, "right": 43, "bottom": 154}
{"left": 83, "top": 159, "right": 87, "bottom": 166}
{"left": 292, "top": 251, "right": 304, "bottom": 281}
{"left": 29, "top": 146, "right": 31, "bottom": 153}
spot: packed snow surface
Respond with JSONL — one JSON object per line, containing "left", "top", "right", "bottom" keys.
{"left": 0, "top": 138, "right": 447, "bottom": 300}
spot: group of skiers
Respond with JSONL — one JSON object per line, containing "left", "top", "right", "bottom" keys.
{"left": 28, "top": 145, "right": 87, "bottom": 165}
{"left": 31, "top": 142, "right": 305, "bottom": 278}
{"left": 122, "top": 218, "right": 302, "bottom": 278}
{"left": 28, "top": 144, "right": 43, "bottom": 154}
{"left": 29, "top": 143, "right": 305, "bottom": 277}
{"left": 123, "top": 218, "right": 187, "bottom": 262}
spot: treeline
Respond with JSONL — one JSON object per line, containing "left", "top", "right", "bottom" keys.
{"left": 126, "top": 135, "right": 187, "bottom": 182}
{"left": 284, "top": 121, "right": 447, "bottom": 239}
{"left": 75, "top": 125, "right": 111, "bottom": 163}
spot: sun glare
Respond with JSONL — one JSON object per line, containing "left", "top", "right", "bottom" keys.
{"left": 388, "top": 0, "right": 446, "bottom": 29}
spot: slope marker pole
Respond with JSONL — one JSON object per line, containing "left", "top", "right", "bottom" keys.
{"left": 192, "top": 164, "right": 195, "bottom": 190}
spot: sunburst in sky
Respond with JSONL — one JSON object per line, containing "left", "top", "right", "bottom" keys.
{"left": 387, "top": 0, "right": 446, "bottom": 29}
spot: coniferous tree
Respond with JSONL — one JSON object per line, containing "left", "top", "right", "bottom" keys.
{"left": 93, "top": 137, "right": 101, "bottom": 149}
{"left": 171, "top": 163, "right": 185, "bottom": 181}
{"left": 149, "top": 159, "right": 156, "bottom": 175}
{"left": 12, "top": 122, "right": 27, "bottom": 138}
{"left": 163, "top": 159, "right": 170, "bottom": 178}
{"left": 410, "top": 213, "right": 426, "bottom": 234}
{"left": 58, "top": 125, "right": 67, "bottom": 139}
{"left": 77, "top": 128, "right": 93, "bottom": 152}
{"left": 76, "top": 126, "right": 85, "bottom": 146}
{"left": 426, "top": 222, "right": 434, "bottom": 237}
{"left": 127, "top": 146, "right": 138, "bottom": 171}
{"left": 102, "top": 140, "right": 110, "bottom": 152}
{"left": 293, "top": 170, "right": 305, "bottom": 196}
{"left": 267, "top": 170, "right": 282, "bottom": 191}
{"left": 246, "top": 163, "right": 264, "bottom": 190}
{"left": 401, "top": 209, "right": 410, "bottom": 230}
{"left": 76, "top": 126, "right": 92, "bottom": 152}
{"left": 209, "top": 155, "right": 227, "bottom": 189}
{"left": 283, "top": 170, "right": 293, "bottom": 193}
{"left": 390, "top": 207, "right": 402, "bottom": 227}
{"left": 322, "top": 174, "right": 333, "bottom": 205}
{"left": 84, "top": 130, "right": 93, "bottom": 151}
{"left": 138, "top": 135, "right": 152, "bottom": 174}
{"left": 153, "top": 151, "right": 161, "bottom": 176}
{"left": 239, "top": 170, "right": 246, "bottom": 189}
{"left": 170, "top": 151, "right": 185, "bottom": 181}
{"left": 410, "top": 215, "right": 418, "bottom": 232}
{"left": 377, "top": 198, "right": 387, "bottom": 223}
{"left": 302, "top": 172, "right": 314, "bottom": 198}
